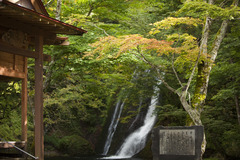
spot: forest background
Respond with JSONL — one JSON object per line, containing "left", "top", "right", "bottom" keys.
{"left": 0, "top": 0, "right": 240, "bottom": 160}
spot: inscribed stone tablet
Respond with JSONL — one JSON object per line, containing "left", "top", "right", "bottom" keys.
{"left": 152, "top": 126, "right": 203, "bottom": 160}
{"left": 159, "top": 129, "right": 195, "bottom": 155}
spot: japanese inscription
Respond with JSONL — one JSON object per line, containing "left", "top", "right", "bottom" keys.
{"left": 159, "top": 129, "right": 195, "bottom": 155}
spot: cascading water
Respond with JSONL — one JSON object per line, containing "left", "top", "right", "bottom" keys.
{"left": 102, "top": 69, "right": 139, "bottom": 155}
{"left": 128, "top": 99, "right": 142, "bottom": 131}
{"left": 102, "top": 100, "right": 125, "bottom": 155}
{"left": 106, "top": 85, "right": 160, "bottom": 159}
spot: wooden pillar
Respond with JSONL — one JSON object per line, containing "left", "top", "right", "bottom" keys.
{"left": 34, "top": 34, "right": 44, "bottom": 160}
{"left": 21, "top": 57, "right": 28, "bottom": 149}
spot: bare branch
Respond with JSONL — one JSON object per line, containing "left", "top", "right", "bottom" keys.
{"left": 156, "top": 69, "right": 179, "bottom": 95}
{"left": 171, "top": 33, "right": 183, "bottom": 88}
{"left": 90, "top": 23, "right": 110, "bottom": 36}
{"left": 87, "top": 3, "right": 94, "bottom": 17}
{"left": 219, "top": 0, "right": 230, "bottom": 7}
{"left": 45, "top": 0, "right": 54, "bottom": 7}
{"left": 209, "top": 20, "right": 228, "bottom": 62}
{"left": 172, "top": 53, "right": 183, "bottom": 88}
{"left": 133, "top": 47, "right": 178, "bottom": 95}
{"left": 233, "top": 0, "right": 239, "bottom": 6}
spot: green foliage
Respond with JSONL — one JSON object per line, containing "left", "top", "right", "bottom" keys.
{"left": 45, "top": 134, "right": 94, "bottom": 156}
{"left": 177, "top": 1, "right": 240, "bottom": 20}
{"left": 0, "top": 81, "right": 31, "bottom": 142}
{"left": 0, "top": 81, "right": 21, "bottom": 119}
{"left": 1, "top": 0, "right": 239, "bottom": 158}
{"left": 222, "top": 127, "right": 240, "bottom": 157}
{"left": 44, "top": 84, "right": 106, "bottom": 127}
{"left": 202, "top": 105, "right": 240, "bottom": 158}
{"left": 155, "top": 104, "right": 187, "bottom": 126}
{"left": 0, "top": 108, "right": 34, "bottom": 147}
{"left": 45, "top": 134, "right": 61, "bottom": 150}
{"left": 150, "top": 17, "right": 203, "bottom": 33}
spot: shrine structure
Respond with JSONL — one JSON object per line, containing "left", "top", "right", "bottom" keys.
{"left": 0, "top": 0, "right": 87, "bottom": 159}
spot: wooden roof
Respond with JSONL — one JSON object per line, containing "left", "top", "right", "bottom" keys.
{"left": 0, "top": 0, "right": 87, "bottom": 44}
{"left": 8, "top": 0, "right": 49, "bottom": 16}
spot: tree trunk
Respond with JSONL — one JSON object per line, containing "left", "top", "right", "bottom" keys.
{"left": 191, "top": 19, "right": 228, "bottom": 158}
{"left": 56, "top": 0, "right": 62, "bottom": 20}
{"left": 235, "top": 94, "right": 240, "bottom": 125}
{"left": 191, "top": 0, "right": 239, "bottom": 155}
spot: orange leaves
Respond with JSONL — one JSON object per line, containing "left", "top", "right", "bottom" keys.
{"left": 87, "top": 34, "right": 175, "bottom": 59}
{"left": 85, "top": 36, "right": 118, "bottom": 59}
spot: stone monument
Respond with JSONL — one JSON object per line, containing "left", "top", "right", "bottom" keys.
{"left": 152, "top": 126, "right": 204, "bottom": 160}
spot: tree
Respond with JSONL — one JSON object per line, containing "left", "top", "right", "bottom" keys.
{"left": 88, "top": 0, "right": 240, "bottom": 157}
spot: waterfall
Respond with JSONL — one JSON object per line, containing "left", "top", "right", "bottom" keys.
{"left": 107, "top": 85, "right": 160, "bottom": 159}
{"left": 128, "top": 99, "right": 142, "bottom": 131}
{"left": 102, "top": 100, "right": 125, "bottom": 155}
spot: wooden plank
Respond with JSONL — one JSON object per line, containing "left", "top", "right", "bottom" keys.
{"left": 15, "top": 64, "right": 24, "bottom": 72}
{"left": 0, "top": 158, "right": 26, "bottom": 160}
{"left": 21, "top": 58, "right": 27, "bottom": 151}
{"left": 0, "top": 67, "right": 25, "bottom": 79}
{"left": 0, "top": 45, "right": 51, "bottom": 62}
{"left": 0, "top": 56, "right": 24, "bottom": 72}
{"left": 0, "top": 141, "right": 26, "bottom": 149}
{"left": 13, "top": 54, "right": 16, "bottom": 70}
{"left": 0, "top": 51, "right": 14, "bottom": 63}
{"left": 34, "top": 34, "right": 44, "bottom": 160}
{"left": 0, "top": 42, "right": 37, "bottom": 59}
{"left": 16, "top": 55, "right": 24, "bottom": 63}
{"left": 0, "top": 61, "right": 14, "bottom": 70}
{"left": 15, "top": 55, "right": 24, "bottom": 72}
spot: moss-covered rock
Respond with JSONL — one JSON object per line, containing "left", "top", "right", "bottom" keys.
{"left": 45, "top": 134, "right": 95, "bottom": 156}
{"left": 135, "top": 139, "right": 153, "bottom": 159}
{"left": 58, "top": 135, "right": 95, "bottom": 156}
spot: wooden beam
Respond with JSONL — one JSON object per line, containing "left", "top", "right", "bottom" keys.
{"left": 21, "top": 57, "right": 27, "bottom": 151}
{"left": 0, "top": 16, "right": 57, "bottom": 40}
{"left": 34, "top": 34, "right": 44, "bottom": 160}
{"left": 0, "top": 67, "right": 25, "bottom": 79}
{"left": 0, "top": 42, "right": 37, "bottom": 58}
{"left": 30, "top": 0, "right": 49, "bottom": 16}
{"left": 0, "top": 42, "right": 51, "bottom": 62}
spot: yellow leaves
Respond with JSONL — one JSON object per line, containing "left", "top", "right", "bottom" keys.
{"left": 165, "top": 33, "right": 200, "bottom": 74}
{"left": 149, "top": 17, "right": 203, "bottom": 35}
{"left": 167, "top": 33, "right": 196, "bottom": 42}
{"left": 168, "top": 33, "right": 198, "bottom": 51}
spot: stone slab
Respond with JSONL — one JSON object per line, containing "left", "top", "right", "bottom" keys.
{"left": 152, "top": 126, "right": 204, "bottom": 160}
